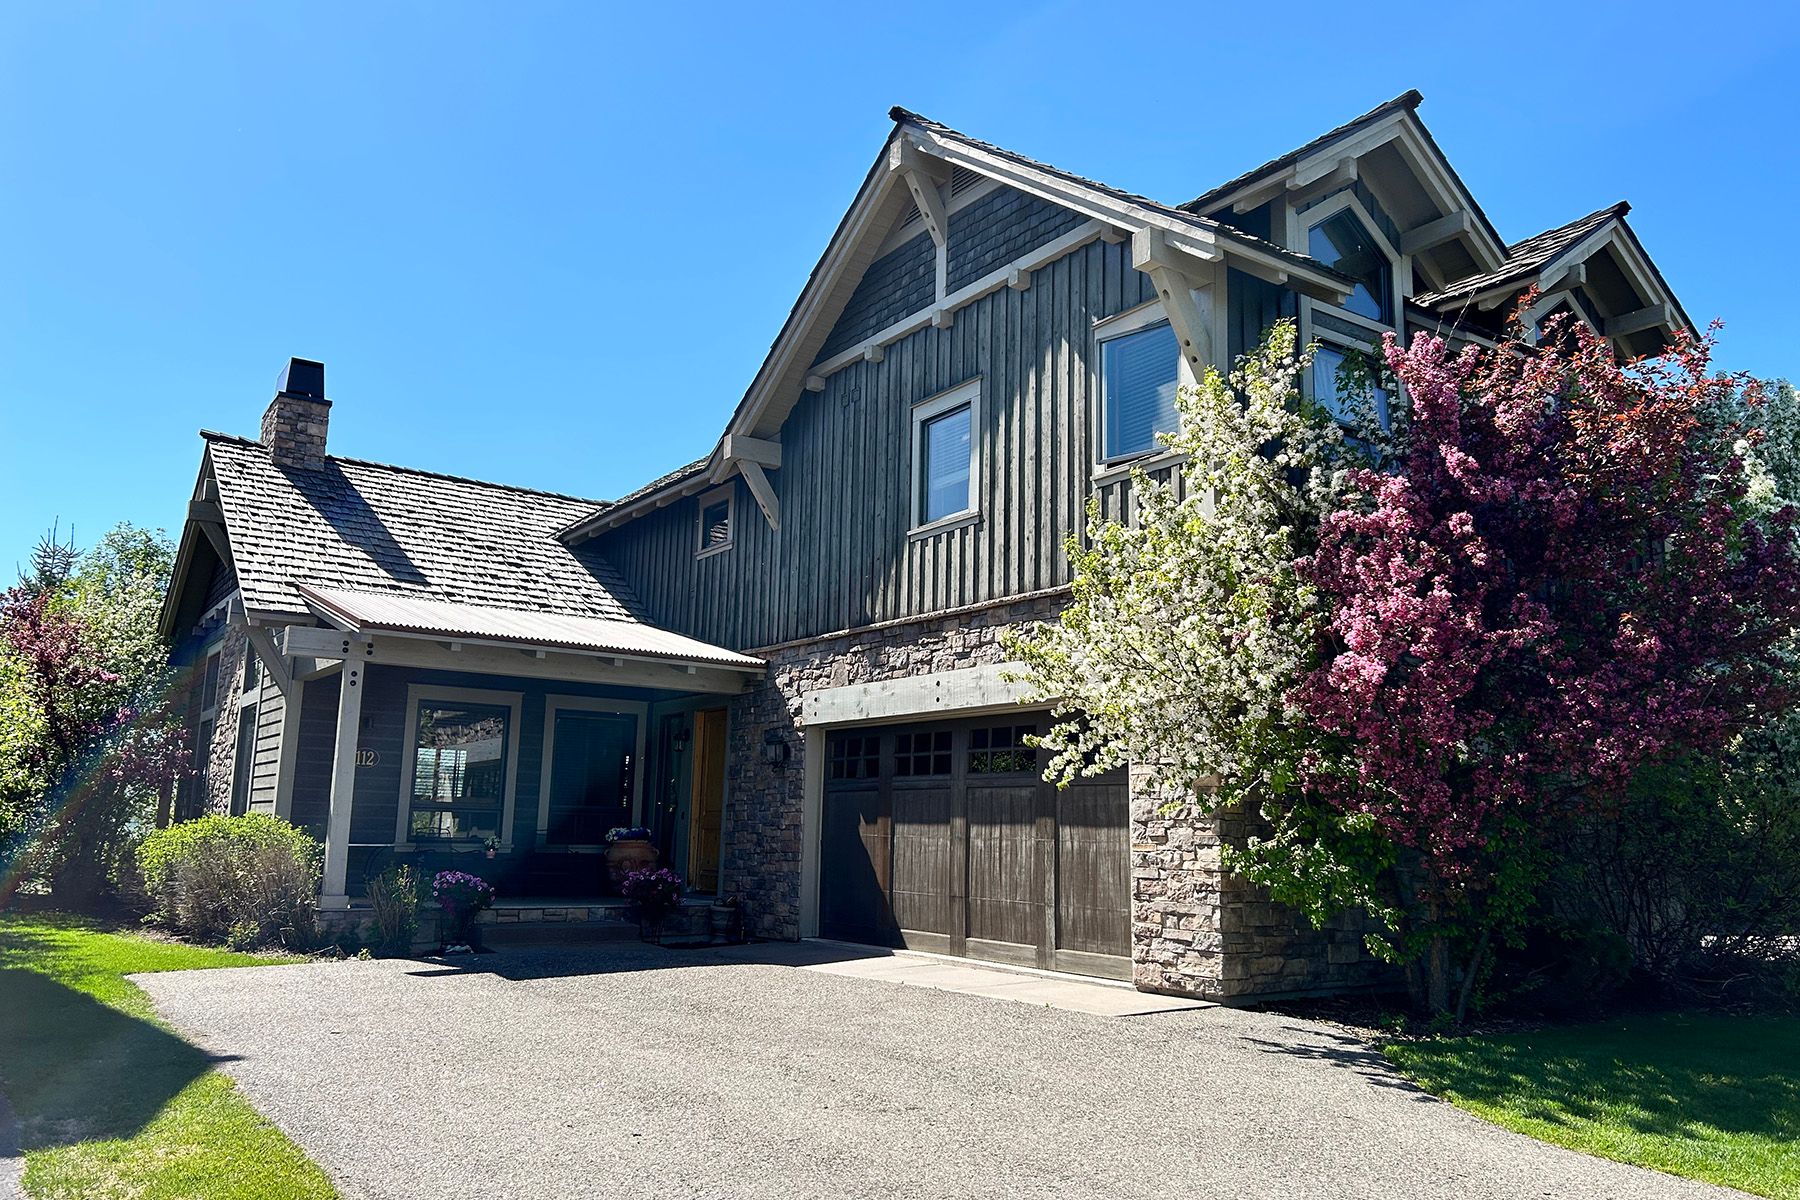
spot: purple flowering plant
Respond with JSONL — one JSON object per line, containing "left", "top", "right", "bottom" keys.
{"left": 618, "top": 867, "right": 684, "bottom": 921}
{"left": 432, "top": 869, "right": 495, "bottom": 914}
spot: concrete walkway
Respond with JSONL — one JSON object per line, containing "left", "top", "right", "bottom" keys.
{"left": 136, "top": 942, "right": 1745, "bottom": 1200}
{"left": 797, "top": 941, "right": 1212, "bottom": 1016}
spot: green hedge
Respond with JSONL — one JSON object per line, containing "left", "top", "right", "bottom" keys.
{"left": 137, "top": 814, "right": 322, "bottom": 949}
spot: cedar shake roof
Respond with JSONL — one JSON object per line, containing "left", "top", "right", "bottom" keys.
{"left": 200, "top": 431, "right": 641, "bottom": 622}
{"left": 1414, "top": 202, "right": 1631, "bottom": 307}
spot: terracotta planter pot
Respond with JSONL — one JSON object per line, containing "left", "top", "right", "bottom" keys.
{"left": 605, "top": 839, "right": 659, "bottom": 887}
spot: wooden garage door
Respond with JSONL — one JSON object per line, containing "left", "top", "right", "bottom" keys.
{"left": 819, "top": 716, "right": 1130, "bottom": 979}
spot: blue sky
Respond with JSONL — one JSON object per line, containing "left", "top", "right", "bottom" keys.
{"left": 2, "top": 1, "right": 1796, "bottom": 568}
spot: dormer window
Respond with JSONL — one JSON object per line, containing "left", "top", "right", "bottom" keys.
{"left": 1308, "top": 209, "right": 1392, "bottom": 323}
{"left": 696, "top": 486, "right": 734, "bottom": 557}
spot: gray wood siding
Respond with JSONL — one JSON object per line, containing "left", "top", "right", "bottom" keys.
{"left": 600, "top": 236, "right": 1157, "bottom": 651}
{"left": 1229, "top": 267, "right": 1299, "bottom": 368}
{"left": 815, "top": 232, "right": 935, "bottom": 362}
{"left": 247, "top": 670, "right": 285, "bottom": 810}
{"left": 946, "top": 186, "right": 1085, "bottom": 293}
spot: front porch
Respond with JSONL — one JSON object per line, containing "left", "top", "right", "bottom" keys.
{"left": 263, "top": 587, "right": 764, "bottom": 914}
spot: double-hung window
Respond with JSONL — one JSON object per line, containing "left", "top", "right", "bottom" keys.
{"left": 184, "top": 643, "right": 222, "bottom": 818}
{"left": 912, "top": 379, "right": 980, "bottom": 530}
{"left": 1098, "top": 304, "right": 1182, "bottom": 462}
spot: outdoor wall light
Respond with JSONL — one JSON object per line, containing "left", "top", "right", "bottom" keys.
{"left": 672, "top": 722, "right": 691, "bottom": 754}
{"left": 761, "top": 729, "right": 790, "bottom": 767}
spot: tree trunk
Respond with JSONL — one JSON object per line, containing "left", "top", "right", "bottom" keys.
{"left": 1426, "top": 934, "right": 1451, "bottom": 1015}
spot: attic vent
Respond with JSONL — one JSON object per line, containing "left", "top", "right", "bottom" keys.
{"left": 949, "top": 166, "right": 981, "bottom": 196}
{"left": 900, "top": 199, "right": 923, "bottom": 228}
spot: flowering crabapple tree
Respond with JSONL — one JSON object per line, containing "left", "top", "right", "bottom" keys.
{"left": 1012, "top": 312, "right": 1800, "bottom": 1019}
{"left": 1004, "top": 322, "right": 1356, "bottom": 806}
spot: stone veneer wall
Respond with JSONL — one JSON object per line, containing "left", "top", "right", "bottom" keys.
{"left": 199, "top": 621, "right": 253, "bottom": 815}
{"left": 721, "top": 592, "right": 1067, "bottom": 941}
{"left": 1131, "top": 771, "right": 1384, "bottom": 1000}
{"left": 720, "top": 591, "right": 1383, "bottom": 1000}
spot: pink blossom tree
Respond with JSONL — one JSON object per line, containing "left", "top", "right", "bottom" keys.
{"left": 1294, "top": 316, "right": 1800, "bottom": 1014}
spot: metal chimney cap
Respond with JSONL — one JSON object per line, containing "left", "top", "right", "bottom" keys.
{"left": 276, "top": 357, "right": 326, "bottom": 399}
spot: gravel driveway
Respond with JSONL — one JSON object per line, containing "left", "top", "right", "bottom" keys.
{"left": 136, "top": 942, "right": 1741, "bottom": 1200}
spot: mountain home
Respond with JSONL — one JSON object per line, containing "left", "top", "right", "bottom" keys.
{"left": 159, "top": 92, "right": 1689, "bottom": 1000}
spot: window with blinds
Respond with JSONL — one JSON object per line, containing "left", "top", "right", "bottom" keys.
{"left": 1101, "top": 318, "right": 1180, "bottom": 460}
{"left": 918, "top": 403, "right": 973, "bottom": 524}
{"left": 911, "top": 378, "right": 980, "bottom": 530}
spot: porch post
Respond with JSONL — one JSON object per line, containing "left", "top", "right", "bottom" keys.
{"left": 319, "top": 662, "right": 364, "bottom": 910}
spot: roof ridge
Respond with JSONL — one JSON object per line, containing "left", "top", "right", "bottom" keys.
{"left": 1501, "top": 200, "right": 1630, "bottom": 252}
{"left": 200, "top": 429, "right": 614, "bottom": 508}
{"left": 1179, "top": 89, "right": 1424, "bottom": 213}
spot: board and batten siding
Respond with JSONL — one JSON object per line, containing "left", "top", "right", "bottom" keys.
{"left": 599, "top": 235, "right": 1161, "bottom": 651}
{"left": 246, "top": 667, "right": 285, "bottom": 810}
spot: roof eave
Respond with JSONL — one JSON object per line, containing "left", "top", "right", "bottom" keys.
{"left": 293, "top": 583, "right": 765, "bottom": 675}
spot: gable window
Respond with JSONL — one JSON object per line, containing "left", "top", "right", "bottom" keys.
{"left": 1099, "top": 306, "right": 1181, "bottom": 462}
{"left": 695, "top": 485, "right": 734, "bottom": 557}
{"left": 1307, "top": 209, "right": 1392, "bottom": 323}
{"left": 1312, "top": 342, "right": 1391, "bottom": 431}
{"left": 911, "top": 379, "right": 980, "bottom": 530}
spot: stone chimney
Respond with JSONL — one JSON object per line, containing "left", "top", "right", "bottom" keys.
{"left": 261, "top": 357, "right": 330, "bottom": 470}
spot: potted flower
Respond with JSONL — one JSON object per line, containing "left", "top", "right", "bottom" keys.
{"left": 604, "top": 826, "right": 658, "bottom": 887}
{"left": 619, "top": 866, "right": 684, "bottom": 940}
{"left": 432, "top": 869, "right": 495, "bottom": 953}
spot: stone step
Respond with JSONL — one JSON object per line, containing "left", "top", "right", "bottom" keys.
{"left": 481, "top": 920, "right": 641, "bottom": 947}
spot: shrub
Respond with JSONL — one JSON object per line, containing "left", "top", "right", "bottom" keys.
{"left": 137, "top": 813, "right": 321, "bottom": 949}
{"left": 364, "top": 865, "right": 420, "bottom": 957}
{"left": 1550, "top": 740, "right": 1800, "bottom": 997}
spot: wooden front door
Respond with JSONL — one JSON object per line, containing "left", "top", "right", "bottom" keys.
{"left": 819, "top": 715, "right": 1131, "bottom": 980}
{"left": 686, "top": 708, "right": 727, "bottom": 893}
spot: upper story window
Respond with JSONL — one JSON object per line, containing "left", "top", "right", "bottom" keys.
{"left": 695, "top": 485, "right": 734, "bottom": 557}
{"left": 1307, "top": 208, "right": 1392, "bottom": 324}
{"left": 1099, "top": 305, "right": 1181, "bottom": 462}
{"left": 912, "top": 379, "right": 980, "bottom": 529}
{"left": 1312, "top": 342, "right": 1391, "bottom": 431}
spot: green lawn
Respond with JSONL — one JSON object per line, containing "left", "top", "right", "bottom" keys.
{"left": 1386, "top": 1013, "right": 1800, "bottom": 1199}
{"left": 0, "top": 911, "right": 338, "bottom": 1200}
